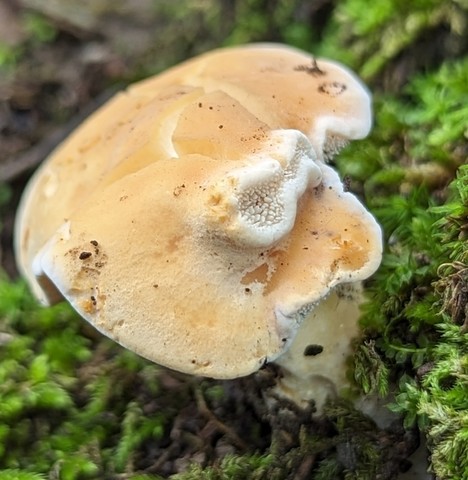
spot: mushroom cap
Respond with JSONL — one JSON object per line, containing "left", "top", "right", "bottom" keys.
{"left": 15, "top": 43, "right": 381, "bottom": 379}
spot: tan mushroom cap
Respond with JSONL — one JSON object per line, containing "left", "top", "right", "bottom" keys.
{"left": 15, "top": 43, "right": 381, "bottom": 378}
{"left": 30, "top": 152, "right": 380, "bottom": 378}
{"left": 135, "top": 43, "right": 372, "bottom": 158}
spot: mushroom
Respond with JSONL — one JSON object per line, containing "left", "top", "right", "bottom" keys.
{"left": 15, "top": 43, "right": 382, "bottom": 408}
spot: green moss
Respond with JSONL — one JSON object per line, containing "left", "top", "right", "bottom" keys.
{"left": 223, "top": 0, "right": 314, "bottom": 49}
{"left": 347, "top": 73, "right": 468, "bottom": 477}
{"left": 168, "top": 453, "right": 273, "bottom": 480}
{"left": 0, "top": 43, "right": 23, "bottom": 71}
{"left": 21, "top": 12, "right": 58, "bottom": 44}
{"left": 316, "top": 0, "right": 467, "bottom": 81}
{"left": 0, "top": 11, "right": 58, "bottom": 73}
{"left": 0, "top": 470, "right": 46, "bottom": 480}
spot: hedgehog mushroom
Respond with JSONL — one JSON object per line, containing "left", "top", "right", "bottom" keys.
{"left": 15, "top": 43, "right": 381, "bottom": 410}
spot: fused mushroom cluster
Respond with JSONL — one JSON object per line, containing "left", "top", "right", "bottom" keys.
{"left": 15, "top": 44, "right": 382, "bottom": 381}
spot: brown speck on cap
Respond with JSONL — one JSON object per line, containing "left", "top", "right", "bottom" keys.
{"left": 318, "top": 81, "right": 347, "bottom": 96}
{"left": 173, "top": 184, "right": 186, "bottom": 197}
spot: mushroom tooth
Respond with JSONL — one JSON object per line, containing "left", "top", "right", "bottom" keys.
{"left": 206, "top": 129, "right": 322, "bottom": 248}
{"left": 322, "top": 134, "right": 350, "bottom": 163}
{"left": 312, "top": 113, "right": 370, "bottom": 163}
{"left": 309, "top": 65, "right": 372, "bottom": 161}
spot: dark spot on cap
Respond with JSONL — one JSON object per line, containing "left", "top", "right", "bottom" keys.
{"left": 304, "top": 344, "right": 324, "bottom": 356}
{"left": 90, "top": 240, "right": 99, "bottom": 247}
{"left": 198, "top": 102, "right": 203, "bottom": 108}
{"left": 173, "top": 184, "right": 186, "bottom": 196}
{"left": 79, "top": 251, "right": 92, "bottom": 260}
{"left": 218, "top": 124, "right": 224, "bottom": 129}
{"left": 318, "top": 82, "right": 347, "bottom": 96}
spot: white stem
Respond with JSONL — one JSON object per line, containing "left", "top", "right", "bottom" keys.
{"left": 273, "top": 282, "right": 363, "bottom": 413}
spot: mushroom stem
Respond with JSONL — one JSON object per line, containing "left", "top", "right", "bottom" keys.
{"left": 273, "top": 283, "right": 364, "bottom": 413}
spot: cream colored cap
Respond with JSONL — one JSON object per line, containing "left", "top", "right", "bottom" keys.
{"left": 15, "top": 44, "right": 380, "bottom": 378}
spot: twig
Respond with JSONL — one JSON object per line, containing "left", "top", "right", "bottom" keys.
{"left": 194, "top": 386, "right": 248, "bottom": 451}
